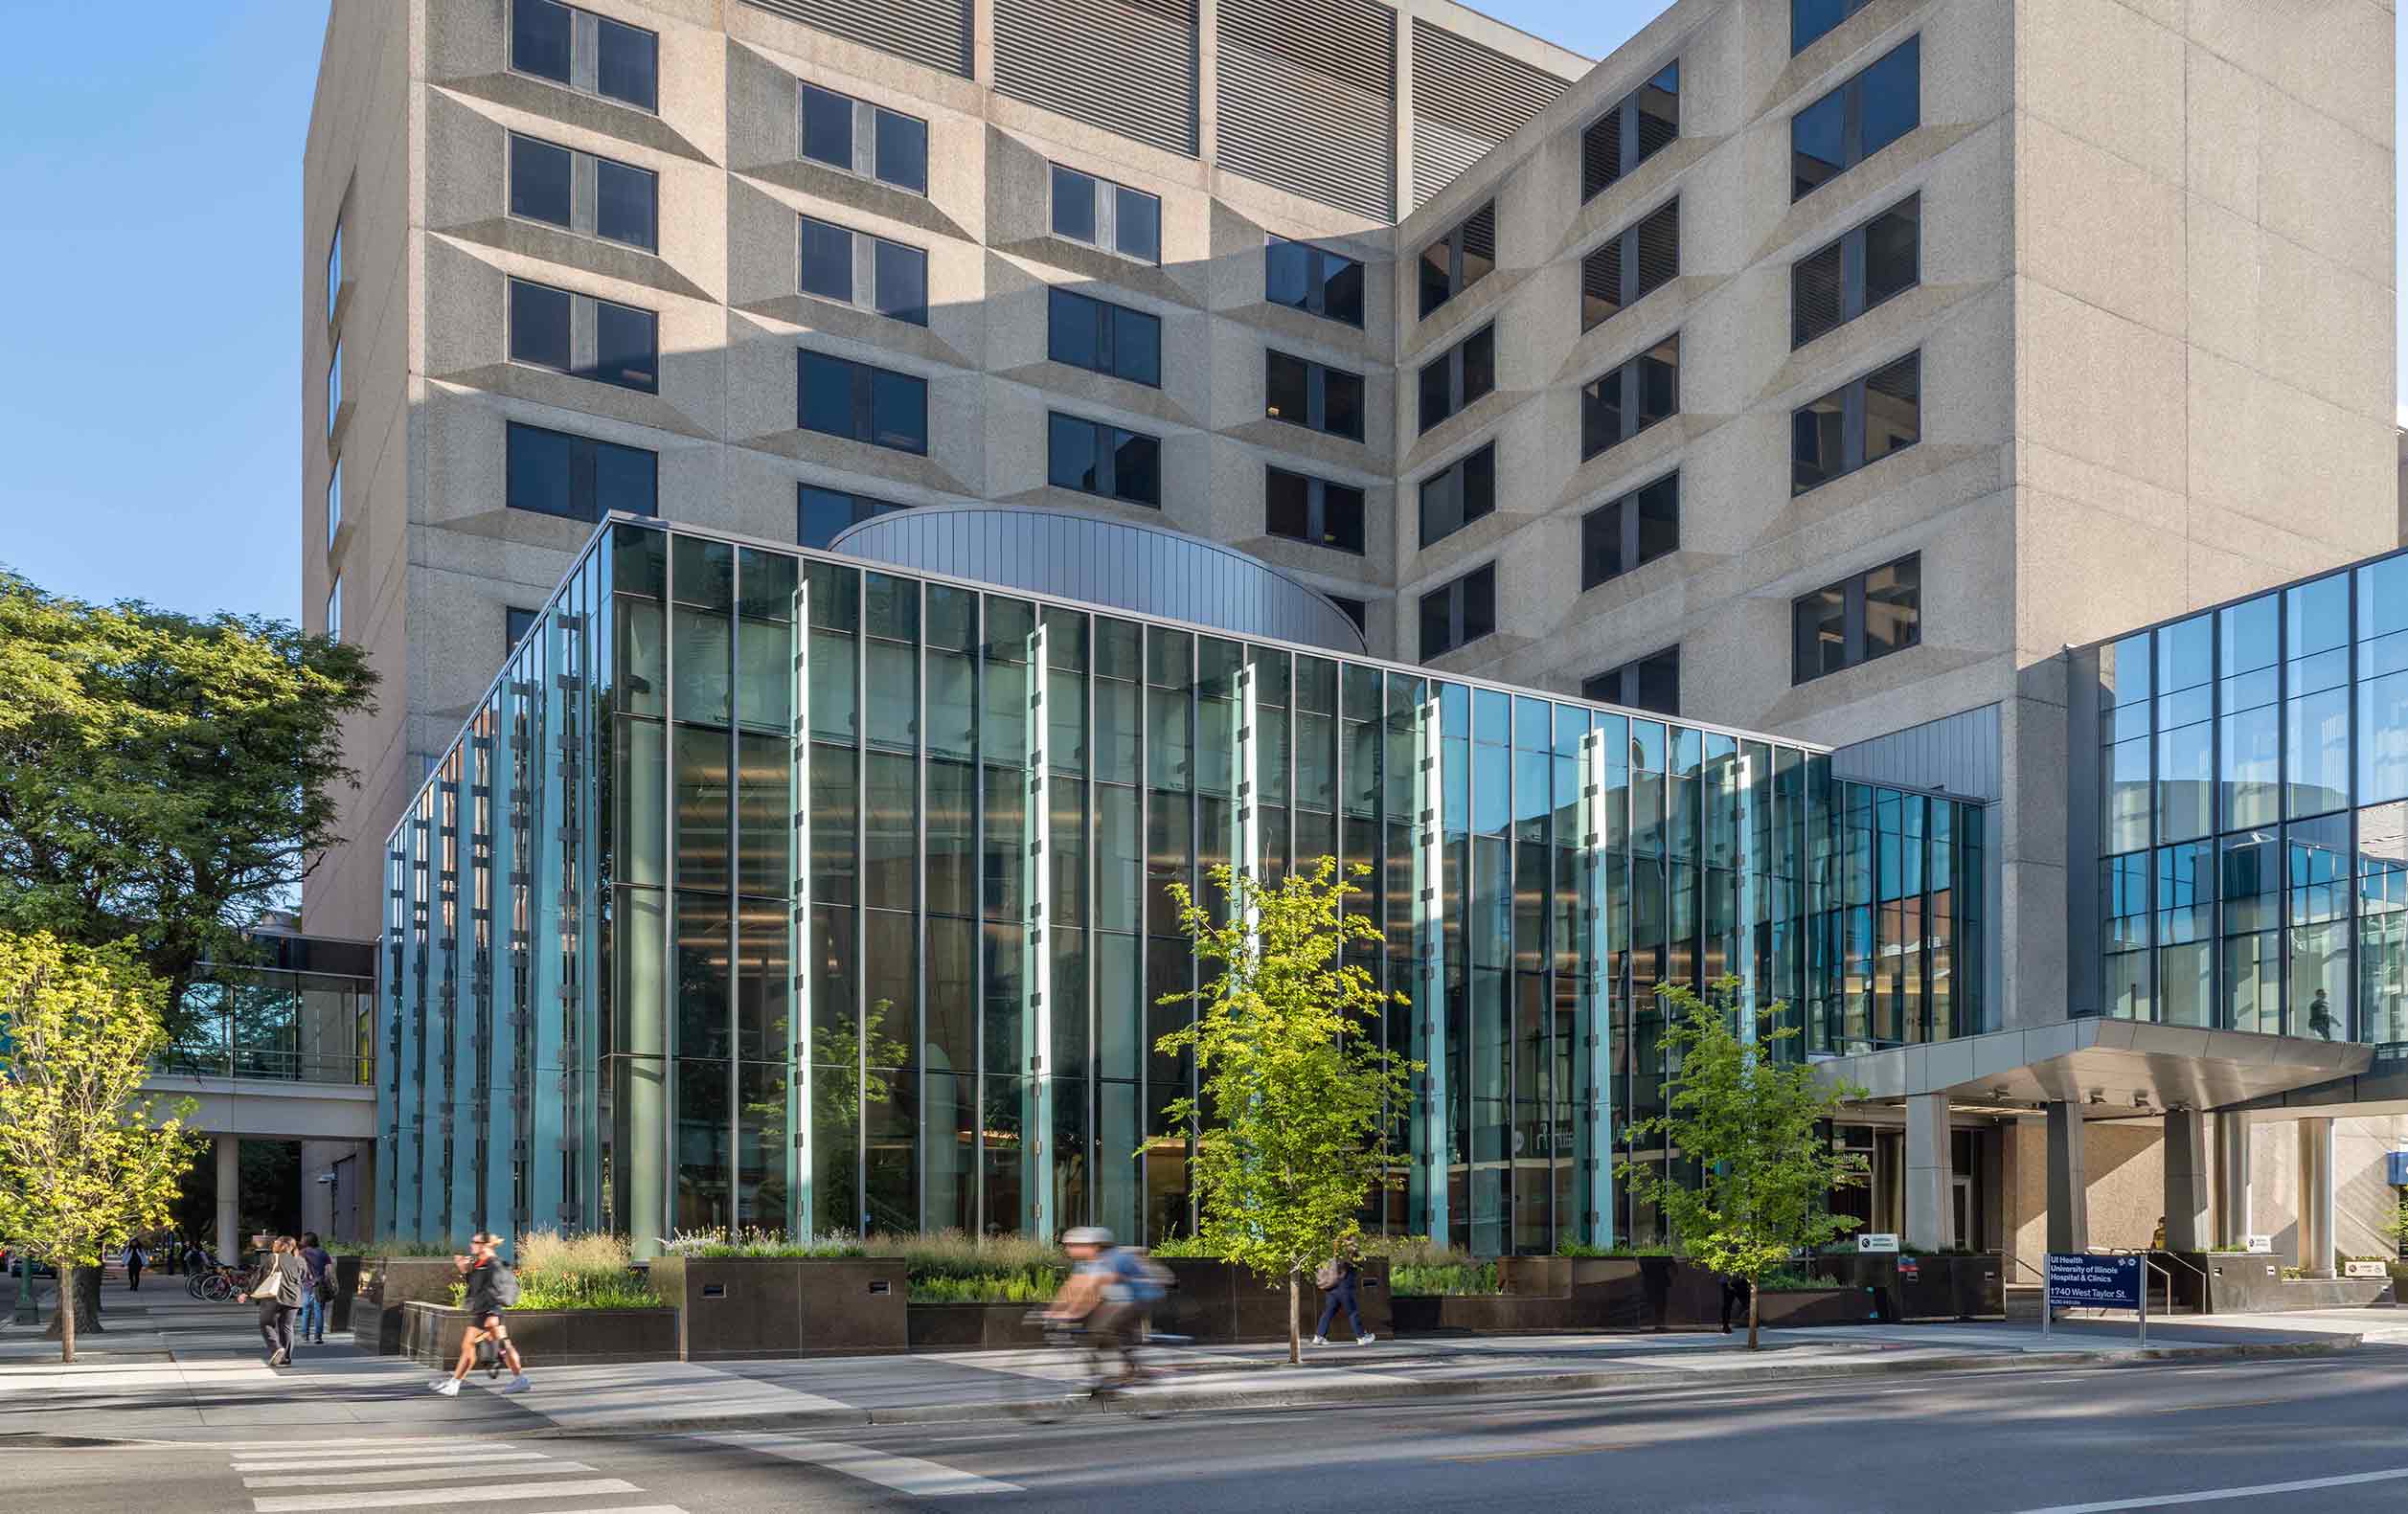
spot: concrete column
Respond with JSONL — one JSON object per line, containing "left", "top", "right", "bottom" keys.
{"left": 2214, "top": 1112, "right": 2252, "bottom": 1250}
{"left": 2298, "top": 1117, "right": 2336, "bottom": 1277}
{"left": 2046, "top": 1102, "right": 2088, "bottom": 1254}
{"left": 1904, "top": 1094, "right": 1953, "bottom": 1250}
{"left": 214, "top": 1135, "right": 240, "bottom": 1264}
{"left": 2162, "top": 1108, "right": 2210, "bottom": 1252}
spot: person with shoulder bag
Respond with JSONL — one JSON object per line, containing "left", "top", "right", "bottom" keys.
{"left": 237, "top": 1235, "right": 307, "bottom": 1366}
{"left": 1311, "top": 1235, "right": 1374, "bottom": 1346}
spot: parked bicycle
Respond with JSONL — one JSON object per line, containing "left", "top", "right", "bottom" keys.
{"left": 185, "top": 1255, "right": 243, "bottom": 1302}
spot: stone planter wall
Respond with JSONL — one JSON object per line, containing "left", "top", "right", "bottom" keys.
{"left": 1160, "top": 1257, "right": 1393, "bottom": 1344}
{"left": 1754, "top": 1287, "right": 1875, "bottom": 1327}
{"left": 906, "top": 1301, "right": 1055, "bottom": 1351}
{"left": 362, "top": 1257, "right": 467, "bottom": 1355}
{"left": 2202, "top": 1255, "right": 2396, "bottom": 1313}
{"left": 648, "top": 1255, "right": 909, "bottom": 1360}
{"left": 401, "top": 1300, "right": 679, "bottom": 1367}
{"left": 1815, "top": 1253, "right": 2005, "bottom": 1322}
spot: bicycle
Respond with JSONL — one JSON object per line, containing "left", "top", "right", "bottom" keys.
{"left": 999, "top": 1311, "right": 1188, "bottom": 1423}
{"left": 186, "top": 1260, "right": 240, "bottom": 1302}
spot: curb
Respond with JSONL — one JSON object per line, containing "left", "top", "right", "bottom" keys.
{"left": 0, "top": 1335, "right": 2359, "bottom": 1448}
{"left": 510, "top": 1334, "right": 2364, "bottom": 1436}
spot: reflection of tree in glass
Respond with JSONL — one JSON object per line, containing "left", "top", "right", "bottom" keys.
{"left": 799, "top": 998, "right": 910, "bottom": 1236}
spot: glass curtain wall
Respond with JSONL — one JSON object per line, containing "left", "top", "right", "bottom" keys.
{"left": 2087, "top": 551, "right": 2408, "bottom": 1043}
{"left": 384, "top": 522, "right": 1987, "bottom": 1254}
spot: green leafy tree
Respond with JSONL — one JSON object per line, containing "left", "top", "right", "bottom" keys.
{"left": 1155, "top": 857, "right": 1419, "bottom": 1365}
{"left": 0, "top": 932, "right": 201, "bottom": 1363}
{"left": 0, "top": 571, "right": 377, "bottom": 1040}
{"left": 1621, "top": 981, "right": 1868, "bottom": 1349}
{"left": 807, "top": 999, "right": 913, "bottom": 1235}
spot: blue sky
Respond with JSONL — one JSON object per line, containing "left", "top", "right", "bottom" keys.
{"left": 0, "top": 1, "right": 2397, "bottom": 623}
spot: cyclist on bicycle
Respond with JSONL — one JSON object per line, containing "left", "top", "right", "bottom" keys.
{"left": 1046, "top": 1228, "right": 1164, "bottom": 1390}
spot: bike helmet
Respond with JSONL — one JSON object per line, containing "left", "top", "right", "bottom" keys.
{"left": 1061, "top": 1227, "right": 1115, "bottom": 1247}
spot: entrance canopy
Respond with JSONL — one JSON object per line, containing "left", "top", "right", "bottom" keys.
{"left": 1811, "top": 1018, "right": 2370, "bottom": 1118}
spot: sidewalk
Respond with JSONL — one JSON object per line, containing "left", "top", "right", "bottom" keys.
{"left": 0, "top": 1281, "right": 2369, "bottom": 1444}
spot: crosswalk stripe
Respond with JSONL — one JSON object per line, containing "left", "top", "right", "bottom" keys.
{"left": 250, "top": 1478, "right": 642, "bottom": 1512}
{"left": 232, "top": 1454, "right": 549, "bottom": 1473}
{"left": 243, "top": 1461, "right": 583, "bottom": 1489}
{"left": 214, "top": 1439, "right": 512, "bottom": 1451}
{"left": 692, "top": 1432, "right": 1021, "bottom": 1497}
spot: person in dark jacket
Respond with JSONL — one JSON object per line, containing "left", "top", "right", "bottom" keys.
{"left": 431, "top": 1232, "right": 531, "bottom": 1396}
{"left": 125, "top": 1240, "right": 144, "bottom": 1292}
{"left": 1720, "top": 1274, "right": 1753, "bottom": 1334}
{"left": 1311, "top": 1237, "right": 1374, "bottom": 1346}
{"left": 297, "top": 1232, "right": 334, "bottom": 1345}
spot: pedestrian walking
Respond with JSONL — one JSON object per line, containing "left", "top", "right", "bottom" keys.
{"left": 238, "top": 1235, "right": 307, "bottom": 1366}
{"left": 1719, "top": 1274, "right": 1752, "bottom": 1334}
{"left": 1309, "top": 1236, "right": 1374, "bottom": 1346}
{"left": 125, "top": 1239, "right": 145, "bottom": 1291}
{"left": 297, "top": 1232, "right": 335, "bottom": 1345}
{"left": 431, "top": 1232, "right": 530, "bottom": 1396}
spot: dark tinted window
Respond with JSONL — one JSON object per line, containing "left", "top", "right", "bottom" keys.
{"left": 1266, "top": 351, "right": 1309, "bottom": 424}
{"left": 1792, "top": 350, "right": 1920, "bottom": 493}
{"left": 1116, "top": 185, "right": 1161, "bottom": 263}
{"left": 1419, "top": 441, "right": 1495, "bottom": 548}
{"left": 1581, "top": 472, "right": 1679, "bottom": 591}
{"left": 800, "top": 351, "right": 855, "bottom": 437}
{"left": 1791, "top": 0, "right": 1870, "bottom": 54}
{"left": 800, "top": 216, "right": 853, "bottom": 302}
{"left": 873, "top": 239, "right": 927, "bottom": 326}
{"left": 594, "top": 158, "right": 657, "bottom": 250}
{"left": 509, "top": 135, "right": 573, "bottom": 228}
{"left": 801, "top": 83, "right": 853, "bottom": 170}
{"left": 506, "top": 606, "right": 541, "bottom": 654}
{"left": 1580, "top": 62, "right": 1680, "bottom": 201}
{"left": 1583, "top": 646, "right": 1679, "bottom": 715}
{"left": 1582, "top": 197, "right": 1679, "bottom": 331}
{"left": 1052, "top": 165, "right": 1099, "bottom": 243}
{"left": 1419, "top": 202, "right": 1495, "bottom": 318}
{"left": 870, "top": 369, "right": 927, "bottom": 453}
{"left": 875, "top": 109, "right": 927, "bottom": 192}
{"left": 1793, "top": 36, "right": 1920, "bottom": 200}
{"left": 593, "top": 300, "right": 657, "bottom": 392}
{"left": 1863, "top": 197, "right": 1920, "bottom": 305}
{"left": 1329, "top": 596, "right": 1368, "bottom": 633}
{"left": 1050, "top": 289, "right": 1159, "bottom": 386}
{"left": 595, "top": 15, "right": 658, "bottom": 111}
{"left": 506, "top": 421, "right": 657, "bottom": 522}
{"left": 509, "top": 280, "right": 573, "bottom": 371}
{"left": 1263, "top": 467, "right": 1364, "bottom": 554}
{"left": 1048, "top": 414, "right": 1159, "bottom": 506}
{"left": 1580, "top": 333, "right": 1680, "bottom": 461}
{"left": 799, "top": 485, "right": 903, "bottom": 549}
{"left": 1419, "top": 325, "right": 1494, "bottom": 434}
{"left": 1420, "top": 563, "right": 1496, "bottom": 659}
{"left": 1793, "top": 554, "right": 1920, "bottom": 684}
{"left": 511, "top": 0, "right": 573, "bottom": 84}
{"left": 1265, "top": 237, "right": 1366, "bottom": 328}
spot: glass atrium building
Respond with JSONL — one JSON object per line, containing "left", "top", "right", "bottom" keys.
{"left": 381, "top": 518, "right": 1985, "bottom": 1256}
{"left": 2073, "top": 547, "right": 2408, "bottom": 1043}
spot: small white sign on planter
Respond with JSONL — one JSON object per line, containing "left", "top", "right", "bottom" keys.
{"left": 2243, "top": 1234, "right": 2275, "bottom": 1254}
{"left": 1857, "top": 1232, "right": 1899, "bottom": 1254}
{"left": 2345, "top": 1260, "right": 2390, "bottom": 1279}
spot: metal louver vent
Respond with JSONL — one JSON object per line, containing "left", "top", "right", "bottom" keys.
{"left": 1633, "top": 199, "right": 1678, "bottom": 293}
{"left": 1216, "top": 0, "right": 1396, "bottom": 220}
{"left": 738, "top": 0, "right": 971, "bottom": 79}
{"left": 994, "top": 0, "right": 1198, "bottom": 157}
{"left": 1409, "top": 18, "right": 1569, "bottom": 208}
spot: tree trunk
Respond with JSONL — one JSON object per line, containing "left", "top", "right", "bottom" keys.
{"left": 1288, "top": 1272, "right": 1301, "bottom": 1366}
{"left": 45, "top": 1265, "right": 103, "bottom": 1359}
{"left": 1746, "top": 1277, "right": 1761, "bottom": 1351}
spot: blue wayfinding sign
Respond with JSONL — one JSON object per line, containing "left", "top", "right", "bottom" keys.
{"left": 2046, "top": 1252, "right": 2142, "bottom": 1310}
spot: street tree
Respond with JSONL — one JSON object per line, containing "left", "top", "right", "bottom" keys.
{"left": 0, "top": 931, "right": 200, "bottom": 1364}
{"left": 0, "top": 571, "right": 376, "bottom": 1041}
{"left": 1621, "top": 981, "right": 1868, "bottom": 1349}
{"left": 1155, "top": 857, "right": 1419, "bottom": 1365}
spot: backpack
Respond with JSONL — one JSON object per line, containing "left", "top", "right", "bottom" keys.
{"left": 1314, "top": 1257, "right": 1344, "bottom": 1291}
{"left": 1117, "top": 1249, "right": 1170, "bottom": 1304}
{"left": 489, "top": 1262, "right": 521, "bottom": 1308}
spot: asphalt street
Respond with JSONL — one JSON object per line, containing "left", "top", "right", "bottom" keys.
{"left": 9, "top": 1345, "right": 2408, "bottom": 1514}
